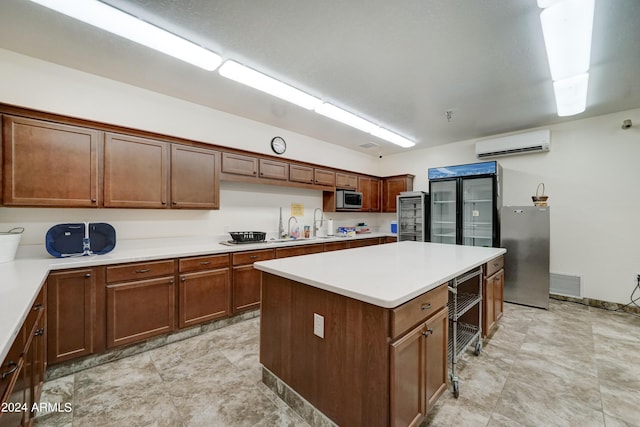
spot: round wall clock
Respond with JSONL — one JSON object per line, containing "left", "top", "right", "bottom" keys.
{"left": 270, "top": 136, "right": 286, "bottom": 154}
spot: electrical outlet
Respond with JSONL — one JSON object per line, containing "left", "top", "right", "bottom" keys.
{"left": 313, "top": 313, "right": 324, "bottom": 339}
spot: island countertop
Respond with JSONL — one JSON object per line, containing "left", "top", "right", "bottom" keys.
{"left": 254, "top": 241, "right": 506, "bottom": 308}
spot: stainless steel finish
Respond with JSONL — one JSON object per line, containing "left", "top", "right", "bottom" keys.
{"left": 288, "top": 216, "right": 298, "bottom": 237}
{"left": 312, "top": 208, "right": 323, "bottom": 238}
{"left": 500, "top": 206, "right": 550, "bottom": 309}
{"left": 278, "top": 207, "right": 285, "bottom": 239}
{"left": 396, "top": 191, "right": 428, "bottom": 242}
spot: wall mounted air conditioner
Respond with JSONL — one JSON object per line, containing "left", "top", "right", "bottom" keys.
{"left": 475, "top": 129, "right": 550, "bottom": 158}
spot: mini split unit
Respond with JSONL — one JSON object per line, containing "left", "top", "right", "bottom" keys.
{"left": 475, "top": 129, "right": 551, "bottom": 158}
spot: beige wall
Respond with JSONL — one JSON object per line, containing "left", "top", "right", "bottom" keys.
{"left": 2, "top": 48, "right": 639, "bottom": 304}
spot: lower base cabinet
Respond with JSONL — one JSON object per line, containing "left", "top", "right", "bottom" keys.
{"left": 231, "top": 249, "right": 274, "bottom": 314}
{"left": 1, "top": 287, "right": 46, "bottom": 427}
{"left": 482, "top": 255, "right": 505, "bottom": 337}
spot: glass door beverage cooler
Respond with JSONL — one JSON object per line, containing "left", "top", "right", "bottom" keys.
{"left": 428, "top": 161, "right": 502, "bottom": 247}
{"left": 396, "top": 191, "right": 429, "bottom": 241}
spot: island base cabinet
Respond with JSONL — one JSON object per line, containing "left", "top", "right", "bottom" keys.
{"left": 390, "top": 307, "right": 448, "bottom": 427}
{"left": 106, "top": 277, "right": 175, "bottom": 348}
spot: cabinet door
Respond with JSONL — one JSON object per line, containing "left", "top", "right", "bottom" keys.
{"left": 335, "top": 172, "right": 357, "bottom": 190}
{"left": 390, "top": 322, "right": 425, "bottom": 427}
{"left": 232, "top": 264, "right": 262, "bottom": 313}
{"left": 348, "top": 238, "right": 379, "bottom": 249}
{"left": 0, "top": 360, "right": 26, "bottom": 427}
{"left": 47, "top": 269, "right": 97, "bottom": 364}
{"left": 221, "top": 152, "right": 258, "bottom": 177}
{"left": 383, "top": 175, "right": 414, "bottom": 213}
{"left": 358, "top": 176, "right": 381, "bottom": 212}
{"left": 289, "top": 164, "right": 314, "bottom": 184}
{"left": 483, "top": 273, "right": 495, "bottom": 336}
{"left": 2, "top": 115, "right": 100, "bottom": 207}
{"left": 104, "top": 133, "right": 170, "bottom": 208}
{"left": 424, "top": 307, "right": 448, "bottom": 411}
{"left": 106, "top": 276, "right": 175, "bottom": 348}
{"left": 259, "top": 158, "right": 289, "bottom": 180}
{"left": 493, "top": 269, "right": 504, "bottom": 323}
{"left": 314, "top": 168, "right": 335, "bottom": 186}
{"left": 179, "top": 268, "right": 230, "bottom": 328}
{"left": 171, "top": 145, "right": 220, "bottom": 209}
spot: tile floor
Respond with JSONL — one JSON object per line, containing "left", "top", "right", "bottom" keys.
{"left": 34, "top": 300, "right": 640, "bottom": 427}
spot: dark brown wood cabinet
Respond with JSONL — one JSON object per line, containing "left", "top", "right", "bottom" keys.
{"left": 347, "top": 237, "right": 380, "bottom": 249}
{"left": 289, "top": 164, "right": 314, "bottom": 184}
{"left": 171, "top": 145, "right": 220, "bottom": 209}
{"left": 314, "top": 168, "right": 336, "bottom": 187}
{"left": 358, "top": 176, "right": 381, "bottom": 212}
{"left": 47, "top": 268, "right": 104, "bottom": 364}
{"left": 335, "top": 172, "right": 358, "bottom": 190}
{"left": 483, "top": 255, "right": 504, "bottom": 337}
{"left": 1, "top": 286, "right": 46, "bottom": 427}
{"left": 105, "top": 260, "right": 176, "bottom": 348}
{"left": 178, "top": 254, "right": 231, "bottom": 328}
{"left": 1, "top": 115, "right": 100, "bottom": 207}
{"left": 323, "top": 241, "right": 349, "bottom": 252}
{"left": 231, "top": 249, "right": 274, "bottom": 313}
{"left": 382, "top": 175, "right": 415, "bottom": 212}
{"left": 104, "top": 132, "right": 170, "bottom": 208}
{"left": 275, "top": 243, "right": 324, "bottom": 258}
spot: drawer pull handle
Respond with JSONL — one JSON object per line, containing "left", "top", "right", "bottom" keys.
{"left": 422, "top": 328, "right": 434, "bottom": 336}
{"left": 421, "top": 303, "right": 432, "bottom": 310}
{"left": 85, "top": 273, "right": 92, "bottom": 278}
{"left": 169, "top": 279, "right": 174, "bottom": 284}
{"left": 34, "top": 328, "right": 45, "bottom": 337}
{"left": 249, "top": 255, "right": 258, "bottom": 259}
{"left": 1, "top": 361, "right": 18, "bottom": 379}
{"left": 135, "top": 269, "right": 151, "bottom": 273}
{"left": 181, "top": 277, "right": 186, "bottom": 282}
{"left": 33, "top": 303, "right": 43, "bottom": 311}
{"left": 199, "top": 261, "right": 211, "bottom": 265}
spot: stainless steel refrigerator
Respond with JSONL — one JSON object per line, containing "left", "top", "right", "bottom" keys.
{"left": 396, "top": 191, "right": 429, "bottom": 241}
{"left": 500, "top": 206, "right": 550, "bottom": 309}
{"left": 428, "top": 161, "right": 502, "bottom": 247}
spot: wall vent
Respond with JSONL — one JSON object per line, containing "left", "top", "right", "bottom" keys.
{"left": 550, "top": 273, "right": 581, "bottom": 298}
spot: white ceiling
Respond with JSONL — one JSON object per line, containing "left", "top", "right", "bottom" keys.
{"left": 1, "top": 0, "right": 639, "bottom": 156}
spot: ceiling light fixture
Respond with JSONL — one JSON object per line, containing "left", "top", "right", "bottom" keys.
{"left": 539, "top": 0, "right": 594, "bottom": 116}
{"left": 370, "top": 127, "right": 415, "bottom": 148}
{"left": 314, "top": 103, "right": 378, "bottom": 133}
{"left": 218, "top": 60, "right": 322, "bottom": 110}
{"left": 28, "top": 0, "right": 222, "bottom": 71}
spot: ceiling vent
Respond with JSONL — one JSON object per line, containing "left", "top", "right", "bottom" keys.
{"left": 475, "top": 129, "right": 550, "bottom": 158}
{"left": 358, "top": 142, "right": 379, "bottom": 149}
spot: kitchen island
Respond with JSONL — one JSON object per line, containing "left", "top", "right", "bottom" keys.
{"left": 255, "top": 241, "right": 506, "bottom": 427}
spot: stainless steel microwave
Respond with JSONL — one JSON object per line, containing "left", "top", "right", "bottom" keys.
{"left": 336, "top": 190, "right": 363, "bottom": 209}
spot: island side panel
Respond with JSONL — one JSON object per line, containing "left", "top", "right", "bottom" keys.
{"left": 260, "top": 272, "right": 390, "bottom": 426}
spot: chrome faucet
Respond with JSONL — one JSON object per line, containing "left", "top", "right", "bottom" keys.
{"left": 313, "top": 208, "right": 323, "bottom": 238}
{"left": 288, "top": 216, "right": 298, "bottom": 238}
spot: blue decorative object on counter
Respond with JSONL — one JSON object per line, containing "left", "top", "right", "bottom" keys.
{"left": 45, "top": 222, "right": 116, "bottom": 257}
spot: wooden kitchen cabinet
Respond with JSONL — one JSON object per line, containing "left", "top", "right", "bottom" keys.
{"left": 221, "top": 152, "right": 258, "bottom": 177}
{"left": 178, "top": 254, "right": 231, "bottom": 328}
{"left": 382, "top": 174, "right": 415, "bottom": 213}
{"left": 275, "top": 243, "right": 324, "bottom": 258}
{"left": 0, "top": 286, "right": 46, "bottom": 427}
{"left": 483, "top": 255, "right": 504, "bottom": 337}
{"left": 314, "top": 168, "right": 336, "bottom": 187}
{"left": 171, "top": 145, "right": 220, "bottom": 209}
{"left": 105, "top": 260, "right": 176, "bottom": 348}
{"left": 348, "top": 237, "right": 380, "bottom": 248}
{"left": 390, "top": 307, "right": 448, "bottom": 427}
{"left": 323, "top": 241, "right": 349, "bottom": 252}
{"left": 231, "top": 249, "right": 274, "bottom": 313}
{"left": 358, "top": 176, "right": 381, "bottom": 212}
{"left": 104, "top": 132, "right": 170, "bottom": 208}
{"left": 1, "top": 114, "right": 100, "bottom": 207}
{"left": 289, "top": 164, "right": 314, "bottom": 184}
{"left": 47, "top": 268, "right": 105, "bottom": 364}
{"left": 335, "top": 172, "right": 358, "bottom": 190}
{"left": 259, "top": 158, "right": 289, "bottom": 181}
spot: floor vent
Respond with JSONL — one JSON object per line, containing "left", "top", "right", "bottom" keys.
{"left": 550, "top": 273, "right": 581, "bottom": 298}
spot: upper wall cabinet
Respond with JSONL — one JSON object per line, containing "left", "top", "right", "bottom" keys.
{"left": 104, "top": 133, "right": 170, "bottom": 208}
{"left": 336, "top": 172, "right": 358, "bottom": 190}
{"left": 171, "top": 145, "right": 220, "bottom": 209}
{"left": 2, "top": 115, "right": 100, "bottom": 207}
{"left": 382, "top": 175, "right": 415, "bottom": 213}
{"left": 221, "top": 152, "right": 258, "bottom": 177}
{"left": 358, "top": 176, "right": 381, "bottom": 212}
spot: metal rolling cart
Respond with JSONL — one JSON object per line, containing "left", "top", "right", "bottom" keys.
{"left": 447, "top": 266, "right": 483, "bottom": 398}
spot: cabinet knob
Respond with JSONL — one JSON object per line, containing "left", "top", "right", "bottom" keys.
{"left": 32, "top": 303, "right": 43, "bottom": 311}
{"left": 1, "top": 361, "right": 18, "bottom": 380}
{"left": 199, "top": 261, "right": 211, "bottom": 265}
{"left": 161, "top": 201, "right": 167, "bottom": 205}
{"left": 34, "top": 328, "right": 45, "bottom": 337}
{"left": 169, "top": 279, "right": 174, "bottom": 284}
{"left": 422, "top": 328, "right": 434, "bottom": 336}
{"left": 249, "top": 255, "right": 258, "bottom": 259}
{"left": 172, "top": 201, "right": 177, "bottom": 205}
{"left": 420, "top": 303, "right": 432, "bottom": 311}
{"left": 181, "top": 277, "right": 186, "bottom": 282}
{"left": 85, "top": 273, "right": 92, "bottom": 278}
{"left": 135, "top": 269, "right": 151, "bottom": 274}
{"left": 91, "top": 198, "right": 97, "bottom": 203}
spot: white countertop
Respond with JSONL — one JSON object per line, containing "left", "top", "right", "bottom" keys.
{"left": 254, "top": 241, "right": 506, "bottom": 308}
{"left": 0, "top": 232, "right": 391, "bottom": 362}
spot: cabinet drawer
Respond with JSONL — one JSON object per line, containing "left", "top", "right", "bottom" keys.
{"left": 391, "top": 284, "right": 448, "bottom": 340}
{"left": 485, "top": 255, "right": 504, "bottom": 277}
{"left": 275, "top": 244, "right": 324, "bottom": 258}
{"left": 324, "top": 241, "right": 349, "bottom": 252}
{"left": 24, "top": 287, "right": 45, "bottom": 341}
{"left": 232, "top": 249, "right": 275, "bottom": 266}
{"left": 106, "top": 260, "right": 175, "bottom": 283}
{"left": 179, "top": 254, "right": 229, "bottom": 272}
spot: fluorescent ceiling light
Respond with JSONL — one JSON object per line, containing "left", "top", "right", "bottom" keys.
{"left": 553, "top": 73, "right": 589, "bottom": 117}
{"left": 370, "top": 127, "right": 415, "bottom": 148}
{"left": 539, "top": 0, "right": 594, "bottom": 81}
{"left": 315, "top": 103, "right": 379, "bottom": 133}
{"left": 28, "top": 0, "right": 222, "bottom": 71}
{"left": 219, "top": 60, "right": 322, "bottom": 110}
